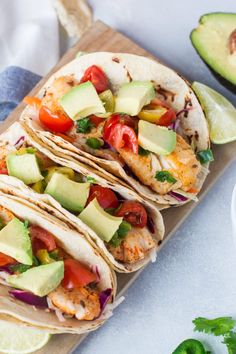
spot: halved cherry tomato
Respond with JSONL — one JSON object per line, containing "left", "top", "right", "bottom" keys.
{"left": 23, "top": 96, "right": 42, "bottom": 110}
{"left": 103, "top": 114, "right": 136, "bottom": 142}
{"left": 0, "top": 160, "right": 8, "bottom": 175}
{"left": 39, "top": 106, "right": 74, "bottom": 133}
{"left": 87, "top": 185, "right": 119, "bottom": 209}
{"left": 0, "top": 252, "right": 15, "bottom": 266}
{"left": 80, "top": 65, "right": 109, "bottom": 93}
{"left": 29, "top": 225, "right": 57, "bottom": 253}
{"left": 62, "top": 259, "right": 97, "bottom": 290}
{"left": 89, "top": 115, "right": 105, "bottom": 127}
{"left": 115, "top": 201, "right": 147, "bottom": 228}
{"left": 105, "top": 123, "right": 138, "bottom": 154}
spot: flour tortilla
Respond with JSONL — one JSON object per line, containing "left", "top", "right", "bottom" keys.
{"left": 0, "top": 122, "right": 164, "bottom": 272}
{"left": 20, "top": 52, "right": 210, "bottom": 206}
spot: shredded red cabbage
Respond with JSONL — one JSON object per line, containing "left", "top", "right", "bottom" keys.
{"left": 99, "top": 288, "right": 112, "bottom": 313}
{"left": 168, "top": 191, "right": 188, "bottom": 202}
{"left": 14, "top": 136, "right": 25, "bottom": 149}
{"left": 0, "top": 265, "right": 15, "bottom": 274}
{"left": 9, "top": 290, "right": 48, "bottom": 308}
{"left": 147, "top": 215, "right": 155, "bottom": 234}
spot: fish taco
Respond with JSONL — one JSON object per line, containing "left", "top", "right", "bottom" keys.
{"left": 0, "top": 192, "right": 116, "bottom": 334}
{"left": 0, "top": 122, "right": 164, "bottom": 272}
{"left": 21, "top": 52, "right": 211, "bottom": 206}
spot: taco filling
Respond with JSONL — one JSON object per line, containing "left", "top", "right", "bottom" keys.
{"left": 0, "top": 142, "right": 156, "bottom": 265}
{"left": 24, "top": 64, "right": 213, "bottom": 201}
{"left": 0, "top": 205, "right": 109, "bottom": 322}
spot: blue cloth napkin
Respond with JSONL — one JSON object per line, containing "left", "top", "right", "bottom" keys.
{"left": 0, "top": 66, "right": 41, "bottom": 122}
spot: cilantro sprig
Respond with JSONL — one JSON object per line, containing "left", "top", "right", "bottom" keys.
{"left": 193, "top": 317, "right": 236, "bottom": 337}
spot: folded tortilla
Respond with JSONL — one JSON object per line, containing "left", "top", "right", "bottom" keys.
{"left": 0, "top": 122, "right": 164, "bottom": 272}
{"left": 20, "top": 52, "right": 210, "bottom": 206}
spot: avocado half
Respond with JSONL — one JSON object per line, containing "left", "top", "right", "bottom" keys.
{"left": 191, "top": 13, "right": 236, "bottom": 91}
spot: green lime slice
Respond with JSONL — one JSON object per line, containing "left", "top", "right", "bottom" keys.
{"left": 0, "top": 319, "right": 51, "bottom": 353}
{"left": 192, "top": 81, "right": 236, "bottom": 144}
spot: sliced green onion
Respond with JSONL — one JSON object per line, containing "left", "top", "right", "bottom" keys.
{"left": 197, "top": 149, "right": 214, "bottom": 164}
{"left": 86, "top": 138, "right": 103, "bottom": 149}
{"left": 155, "top": 170, "right": 177, "bottom": 183}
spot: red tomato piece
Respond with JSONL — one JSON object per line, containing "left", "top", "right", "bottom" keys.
{"left": 0, "top": 252, "right": 15, "bottom": 266}
{"left": 105, "top": 123, "right": 138, "bottom": 154}
{"left": 29, "top": 225, "right": 57, "bottom": 253}
{"left": 39, "top": 106, "right": 74, "bottom": 133}
{"left": 0, "top": 160, "right": 8, "bottom": 175}
{"left": 62, "top": 259, "right": 98, "bottom": 290}
{"left": 156, "top": 108, "right": 176, "bottom": 126}
{"left": 89, "top": 115, "right": 105, "bottom": 127}
{"left": 115, "top": 201, "right": 148, "bottom": 228}
{"left": 150, "top": 98, "right": 176, "bottom": 126}
{"left": 103, "top": 114, "right": 136, "bottom": 141}
{"left": 87, "top": 185, "right": 119, "bottom": 209}
{"left": 80, "top": 65, "right": 109, "bottom": 93}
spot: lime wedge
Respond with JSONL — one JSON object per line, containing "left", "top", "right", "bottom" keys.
{"left": 192, "top": 81, "right": 236, "bottom": 144}
{"left": 0, "top": 319, "right": 51, "bottom": 353}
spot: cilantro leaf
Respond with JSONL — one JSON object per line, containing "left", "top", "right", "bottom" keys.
{"left": 193, "top": 317, "right": 236, "bottom": 336}
{"left": 76, "top": 117, "right": 93, "bottom": 134}
{"left": 155, "top": 170, "right": 177, "bottom": 184}
{"left": 10, "top": 264, "right": 31, "bottom": 273}
{"left": 138, "top": 146, "right": 150, "bottom": 156}
{"left": 223, "top": 332, "right": 236, "bottom": 354}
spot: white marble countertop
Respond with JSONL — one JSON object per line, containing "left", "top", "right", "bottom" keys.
{"left": 75, "top": 1, "right": 236, "bottom": 353}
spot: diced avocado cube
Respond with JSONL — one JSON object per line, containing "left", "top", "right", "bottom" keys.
{"left": 59, "top": 81, "right": 105, "bottom": 120}
{"left": 79, "top": 198, "right": 122, "bottom": 242}
{"left": 45, "top": 172, "right": 90, "bottom": 212}
{"left": 7, "top": 261, "right": 64, "bottom": 297}
{"left": 115, "top": 81, "right": 155, "bottom": 116}
{"left": 0, "top": 218, "right": 32, "bottom": 265}
{"left": 6, "top": 153, "right": 43, "bottom": 185}
{"left": 138, "top": 120, "right": 176, "bottom": 155}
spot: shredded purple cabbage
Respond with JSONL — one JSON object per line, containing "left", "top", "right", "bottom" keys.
{"left": 0, "top": 265, "right": 14, "bottom": 274}
{"left": 147, "top": 215, "right": 155, "bottom": 234}
{"left": 9, "top": 290, "right": 48, "bottom": 308}
{"left": 99, "top": 288, "right": 112, "bottom": 313}
{"left": 168, "top": 191, "right": 188, "bottom": 202}
{"left": 14, "top": 136, "right": 25, "bottom": 149}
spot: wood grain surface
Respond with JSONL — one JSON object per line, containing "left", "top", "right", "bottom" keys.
{"left": 1, "top": 20, "right": 236, "bottom": 354}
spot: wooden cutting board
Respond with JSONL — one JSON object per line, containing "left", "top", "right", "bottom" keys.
{"left": 1, "top": 20, "right": 236, "bottom": 354}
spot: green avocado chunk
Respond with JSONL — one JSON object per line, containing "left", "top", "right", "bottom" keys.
{"left": 45, "top": 172, "right": 90, "bottom": 212}
{"left": 138, "top": 120, "right": 176, "bottom": 155}
{"left": 79, "top": 198, "right": 123, "bottom": 242}
{"left": 7, "top": 261, "right": 64, "bottom": 297}
{"left": 115, "top": 81, "right": 155, "bottom": 116}
{"left": 0, "top": 218, "right": 32, "bottom": 265}
{"left": 59, "top": 81, "right": 105, "bottom": 120}
{"left": 191, "top": 13, "right": 236, "bottom": 86}
{"left": 6, "top": 153, "right": 43, "bottom": 185}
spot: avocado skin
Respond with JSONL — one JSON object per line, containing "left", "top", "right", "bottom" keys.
{"left": 190, "top": 12, "right": 236, "bottom": 93}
